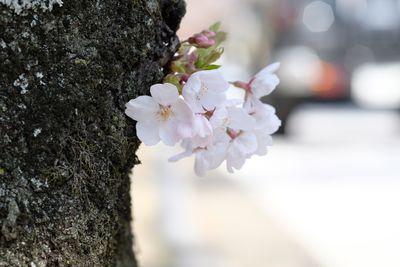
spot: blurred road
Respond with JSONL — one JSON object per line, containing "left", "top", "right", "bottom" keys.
{"left": 235, "top": 103, "right": 400, "bottom": 267}
{"left": 132, "top": 103, "right": 400, "bottom": 267}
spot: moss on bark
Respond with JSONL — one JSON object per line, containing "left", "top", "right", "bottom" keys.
{"left": 0, "top": 0, "right": 185, "bottom": 266}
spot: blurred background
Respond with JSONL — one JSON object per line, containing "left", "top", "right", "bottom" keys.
{"left": 131, "top": 0, "right": 400, "bottom": 266}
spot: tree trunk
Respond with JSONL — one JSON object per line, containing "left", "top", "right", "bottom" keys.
{"left": 0, "top": 0, "right": 185, "bottom": 266}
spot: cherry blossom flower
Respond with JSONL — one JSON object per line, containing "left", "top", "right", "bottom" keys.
{"left": 190, "top": 114, "right": 213, "bottom": 148}
{"left": 169, "top": 140, "right": 227, "bottom": 176}
{"left": 210, "top": 106, "right": 256, "bottom": 134}
{"left": 125, "top": 23, "right": 282, "bottom": 177}
{"left": 125, "top": 83, "right": 192, "bottom": 146}
{"left": 244, "top": 100, "right": 281, "bottom": 132}
{"left": 206, "top": 105, "right": 258, "bottom": 173}
{"left": 253, "top": 129, "right": 274, "bottom": 156}
{"left": 176, "top": 112, "right": 214, "bottom": 148}
{"left": 224, "top": 129, "right": 275, "bottom": 173}
{"left": 208, "top": 102, "right": 280, "bottom": 173}
{"left": 250, "top": 62, "right": 280, "bottom": 98}
{"left": 193, "top": 143, "right": 227, "bottom": 176}
{"left": 221, "top": 126, "right": 278, "bottom": 173}
{"left": 224, "top": 131, "right": 258, "bottom": 173}
{"left": 234, "top": 62, "right": 280, "bottom": 102}
{"left": 182, "top": 70, "right": 229, "bottom": 113}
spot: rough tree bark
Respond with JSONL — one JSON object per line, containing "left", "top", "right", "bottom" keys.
{"left": 0, "top": 0, "right": 185, "bottom": 266}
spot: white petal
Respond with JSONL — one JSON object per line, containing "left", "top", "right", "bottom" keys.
{"left": 224, "top": 98, "right": 243, "bottom": 107}
{"left": 225, "top": 132, "right": 257, "bottom": 172}
{"left": 264, "top": 113, "right": 281, "bottom": 134}
{"left": 192, "top": 131, "right": 213, "bottom": 148}
{"left": 187, "top": 98, "right": 205, "bottom": 113}
{"left": 169, "top": 148, "right": 193, "bottom": 162}
{"left": 226, "top": 162, "right": 234, "bottom": 173}
{"left": 210, "top": 106, "right": 228, "bottom": 130}
{"left": 173, "top": 101, "right": 206, "bottom": 140}
{"left": 255, "top": 62, "right": 280, "bottom": 78}
{"left": 201, "top": 90, "right": 226, "bottom": 111}
{"left": 192, "top": 135, "right": 212, "bottom": 148}
{"left": 233, "top": 131, "right": 258, "bottom": 156}
{"left": 260, "top": 103, "right": 276, "bottom": 113}
{"left": 193, "top": 115, "right": 212, "bottom": 137}
{"left": 182, "top": 91, "right": 204, "bottom": 113}
{"left": 190, "top": 115, "right": 213, "bottom": 147}
{"left": 125, "top": 96, "right": 158, "bottom": 122}
{"left": 194, "top": 152, "right": 208, "bottom": 176}
{"left": 212, "top": 130, "right": 231, "bottom": 146}
{"left": 169, "top": 139, "right": 196, "bottom": 162}
{"left": 227, "top": 107, "right": 256, "bottom": 131}
{"left": 194, "top": 70, "right": 230, "bottom": 93}
{"left": 183, "top": 76, "right": 204, "bottom": 113}
{"left": 184, "top": 70, "right": 229, "bottom": 112}
{"left": 150, "top": 83, "right": 179, "bottom": 106}
{"left": 251, "top": 74, "right": 280, "bottom": 98}
{"left": 254, "top": 130, "right": 273, "bottom": 156}
{"left": 250, "top": 63, "right": 280, "bottom": 98}
{"left": 177, "top": 122, "right": 193, "bottom": 139}
{"left": 159, "top": 120, "right": 180, "bottom": 146}
{"left": 226, "top": 152, "right": 246, "bottom": 173}
{"left": 183, "top": 75, "right": 201, "bottom": 94}
{"left": 243, "top": 94, "right": 263, "bottom": 108}
{"left": 248, "top": 102, "right": 278, "bottom": 130}
{"left": 172, "top": 98, "right": 194, "bottom": 123}
{"left": 206, "top": 143, "right": 228, "bottom": 169}
{"left": 136, "top": 121, "right": 160, "bottom": 145}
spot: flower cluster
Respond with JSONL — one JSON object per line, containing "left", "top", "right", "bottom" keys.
{"left": 125, "top": 23, "right": 281, "bottom": 176}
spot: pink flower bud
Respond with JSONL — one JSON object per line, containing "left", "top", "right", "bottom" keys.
{"left": 188, "top": 33, "right": 216, "bottom": 48}
{"left": 201, "top": 30, "right": 216, "bottom": 38}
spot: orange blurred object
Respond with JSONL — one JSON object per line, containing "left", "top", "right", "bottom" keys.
{"left": 312, "top": 62, "right": 347, "bottom": 98}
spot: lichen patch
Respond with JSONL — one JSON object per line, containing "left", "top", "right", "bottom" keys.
{"left": 0, "top": 0, "right": 63, "bottom": 15}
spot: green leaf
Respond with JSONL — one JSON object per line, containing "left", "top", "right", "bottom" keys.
{"left": 214, "top": 31, "right": 227, "bottom": 46}
{"left": 203, "top": 47, "right": 224, "bottom": 66}
{"left": 203, "top": 64, "right": 221, "bottom": 70}
{"left": 164, "top": 74, "right": 182, "bottom": 92}
{"left": 170, "top": 61, "right": 187, "bottom": 74}
{"left": 196, "top": 47, "right": 212, "bottom": 58}
{"left": 194, "top": 47, "right": 211, "bottom": 68}
{"left": 209, "top": 21, "right": 221, "bottom": 32}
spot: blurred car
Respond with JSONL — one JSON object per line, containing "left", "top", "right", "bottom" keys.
{"left": 269, "top": 45, "right": 349, "bottom": 133}
{"left": 344, "top": 0, "right": 400, "bottom": 110}
{"left": 352, "top": 63, "right": 400, "bottom": 109}
{"left": 256, "top": 0, "right": 400, "bottom": 133}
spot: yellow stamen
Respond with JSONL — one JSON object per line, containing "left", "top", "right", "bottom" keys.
{"left": 159, "top": 105, "right": 173, "bottom": 121}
